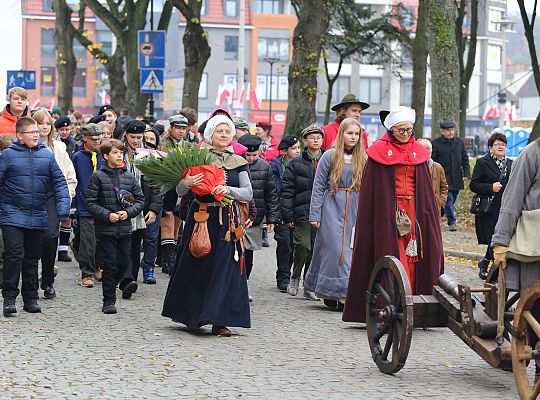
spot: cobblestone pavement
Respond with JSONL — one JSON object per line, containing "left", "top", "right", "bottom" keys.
{"left": 0, "top": 244, "right": 518, "bottom": 399}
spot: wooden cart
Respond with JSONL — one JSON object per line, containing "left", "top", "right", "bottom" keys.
{"left": 365, "top": 256, "right": 540, "bottom": 400}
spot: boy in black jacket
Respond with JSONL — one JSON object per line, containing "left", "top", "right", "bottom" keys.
{"left": 86, "top": 139, "right": 145, "bottom": 314}
{"left": 281, "top": 124, "right": 324, "bottom": 301}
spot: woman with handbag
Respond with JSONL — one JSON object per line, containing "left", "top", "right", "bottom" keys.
{"left": 470, "top": 132, "right": 512, "bottom": 280}
{"left": 162, "top": 115, "right": 253, "bottom": 337}
{"left": 343, "top": 107, "right": 444, "bottom": 324}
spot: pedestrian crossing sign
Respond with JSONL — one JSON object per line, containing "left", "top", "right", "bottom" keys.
{"left": 140, "top": 69, "right": 164, "bottom": 94}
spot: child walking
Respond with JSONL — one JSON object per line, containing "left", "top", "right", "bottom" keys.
{"left": 85, "top": 139, "right": 144, "bottom": 314}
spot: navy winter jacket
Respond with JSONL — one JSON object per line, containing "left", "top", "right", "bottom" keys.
{"left": 0, "top": 141, "right": 70, "bottom": 229}
{"left": 247, "top": 157, "right": 279, "bottom": 226}
{"left": 85, "top": 164, "right": 145, "bottom": 238}
{"left": 72, "top": 144, "right": 104, "bottom": 217}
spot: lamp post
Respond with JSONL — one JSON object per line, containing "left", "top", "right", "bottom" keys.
{"left": 493, "top": 13, "right": 515, "bottom": 131}
{"left": 263, "top": 57, "right": 279, "bottom": 123}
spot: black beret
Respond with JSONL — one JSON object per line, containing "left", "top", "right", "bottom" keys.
{"left": 98, "top": 105, "right": 115, "bottom": 115}
{"left": 238, "top": 134, "right": 262, "bottom": 152}
{"left": 124, "top": 120, "right": 146, "bottom": 134}
{"left": 278, "top": 135, "right": 299, "bottom": 151}
{"left": 440, "top": 120, "right": 455, "bottom": 129}
{"left": 88, "top": 115, "right": 105, "bottom": 124}
{"left": 54, "top": 116, "right": 72, "bottom": 129}
{"left": 152, "top": 123, "right": 165, "bottom": 135}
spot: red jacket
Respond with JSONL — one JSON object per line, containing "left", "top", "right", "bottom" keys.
{"left": 321, "top": 121, "right": 368, "bottom": 150}
{"left": 0, "top": 104, "right": 20, "bottom": 136}
{"left": 259, "top": 136, "right": 280, "bottom": 162}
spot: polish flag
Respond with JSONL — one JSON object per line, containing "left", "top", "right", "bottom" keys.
{"left": 237, "top": 85, "right": 245, "bottom": 104}
{"left": 505, "top": 102, "right": 515, "bottom": 123}
{"left": 31, "top": 98, "right": 41, "bottom": 110}
{"left": 215, "top": 85, "right": 231, "bottom": 106}
{"left": 250, "top": 86, "right": 262, "bottom": 110}
{"left": 227, "top": 87, "right": 235, "bottom": 106}
{"left": 49, "top": 98, "right": 55, "bottom": 111}
{"left": 245, "top": 83, "right": 251, "bottom": 102}
{"left": 482, "top": 104, "right": 500, "bottom": 121}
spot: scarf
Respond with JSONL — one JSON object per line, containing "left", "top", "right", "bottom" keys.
{"left": 84, "top": 144, "right": 98, "bottom": 172}
{"left": 125, "top": 149, "right": 146, "bottom": 231}
{"left": 206, "top": 145, "right": 248, "bottom": 170}
{"left": 490, "top": 153, "right": 506, "bottom": 171}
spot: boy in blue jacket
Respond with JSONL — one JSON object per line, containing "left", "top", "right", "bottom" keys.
{"left": 0, "top": 117, "right": 70, "bottom": 316}
{"left": 72, "top": 123, "right": 103, "bottom": 288}
{"left": 85, "top": 139, "right": 144, "bottom": 314}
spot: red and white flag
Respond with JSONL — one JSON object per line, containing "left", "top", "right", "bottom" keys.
{"left": 482, "top": 104, "right": 500, "bottom": 121}
{"left": 237, "top": 85, "right": 245, "bottom": 104}
{"left": 227, "top": 87, "right": 235, "bottom": 106}
{"left": 249, "top": 86, "right": 262, "bottom": 110}
{"left": 215, "top": 85, "right": 231, "bottom": 106}
{"left": 31, "top": 98, "right": 41, "bottom": 110}
{"left": 49, "top": 98, "right": 55, "bottom": 111}
{"left": 505, "top": 102, "right": 515, "bottom": 123}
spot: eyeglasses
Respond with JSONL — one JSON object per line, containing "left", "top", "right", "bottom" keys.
{"left": 394, "top": 127, "right": 414, "bottom": 135}
{"left": 492, "top": 143, "right": 506, "bottom": 148}
{"left": 19, "top": 130, "right": 40, "bottom": 136}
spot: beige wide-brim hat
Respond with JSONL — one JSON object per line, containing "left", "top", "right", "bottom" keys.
{"left": 331, "top": 93, "right": 370, "bottom": 111}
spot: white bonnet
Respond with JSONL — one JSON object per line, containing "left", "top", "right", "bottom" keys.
{"left": 203, "top": 115, "right": 236, "bottom": 144}
{"left": 384, "top": 106, "right": 416, "bottom": 129}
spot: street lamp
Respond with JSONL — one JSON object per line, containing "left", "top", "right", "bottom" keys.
{"left": 492, "top": 13, "right": 515, "bottom": 130}
{"left": 263, "top": 57, "right": 280, "bottom": 123}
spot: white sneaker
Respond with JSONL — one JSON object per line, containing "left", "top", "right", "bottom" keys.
{"left": 303, "top": 290, "right": 320, "bottom": 301}
{"left": 287, "top": 278, "right": 300, "bottom": 296}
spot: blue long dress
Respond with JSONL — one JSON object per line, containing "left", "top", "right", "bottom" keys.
{"left": 162, "top": 165, "right": 251, "bottom": 328}
{"left": 304, "top": 150, "right": 359, "bottom": 301}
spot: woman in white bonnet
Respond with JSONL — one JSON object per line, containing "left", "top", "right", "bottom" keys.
{"left": 162, "top": 115, "right": 253, "bottom": 337}
{"left": 343, "top": 106, "right": 444, "bottom": 324}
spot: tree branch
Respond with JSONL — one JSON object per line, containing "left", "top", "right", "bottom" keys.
{"left": 84, "top": 0, "right": 125, "bottom": 39}
{"left": 158, "top": 0, "right": 173, "bottom": 30}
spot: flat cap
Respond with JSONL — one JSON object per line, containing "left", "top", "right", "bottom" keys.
{"left": 54, "top": 116, "right": 72, "bottom": 129}
{"left": 81, "top": 123, "right": 102, "bottom": 137}
{"left": 440, "top": 120, "right": 455, "bottom": 129}
{"left": 124, "top": 120, "right": 146, "bottom": 134}
{"left": 301, "top": 123, "right": 324, "bottom": 138}
{"left": 98, "top": 105, "right": 115, "bottom": 115}
{"left": 169, "top": 114, "right": 188, "bottom": 127}
{"left": 238, "top": 134, "right": 262, "bottom": 152}
{"left": 278, "top": 135, "right": 299, "bottom": 150}
{"left": 234, "top": 117, "right": 249, "bottom": 130}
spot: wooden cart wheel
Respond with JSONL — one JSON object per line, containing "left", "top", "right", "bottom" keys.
{"left": 512, "top": 282, "right": 540, "bottom": 400}
{"left": 366, "top": 256, "right": 414, "bottom": 374}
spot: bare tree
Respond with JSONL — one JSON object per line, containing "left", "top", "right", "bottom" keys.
{"left": 171, "top": 0, "right": 211, "bottom": 112}
{"left": 53, "top": 0, "right": 77, "bottom": 114}
{"left": 517, "top": 0, "right": 540, "bottom": 142}
{"left": 411, "top": 0, "right": 429, "bottom": 137}
{"left": 284, "top": 0, "right": 331, "bottom": 137}
{"left": 427, "top": 0, "right": 460, "bottom": 138}
{"left": 456, "top": 0, "right": 479, "bottom": 138}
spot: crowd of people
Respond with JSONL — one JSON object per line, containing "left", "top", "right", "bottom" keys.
{"left": 0, "top": 85, "right": 538, "bottom": 340}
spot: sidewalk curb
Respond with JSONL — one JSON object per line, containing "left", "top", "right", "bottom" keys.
{"left": 444, "top": 248, "right": 483, "bottom": 261}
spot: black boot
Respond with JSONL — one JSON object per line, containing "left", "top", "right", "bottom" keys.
{"left": 57, "top": 250, "right": 72, "bottom": 262}
{"left": 23, "top": 299, "right": 41, "bottom": 313}
{"left": 43, "top": 285, "right": 56, "bottom": 299}
{"left": 478, "top": 258, "right": 490, "bottom": 280}
{"left": 161, "top": 243, "right": 176, "bottom": 275}
{"left": 3, "top": 298, "right": 17, "bottom": 316}
{"left": 262, "top": 226, "right": 269, "bottom": 247}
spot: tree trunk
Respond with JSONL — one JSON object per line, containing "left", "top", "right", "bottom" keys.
{"left": 323, "top": 55, "right": 343, "bottom": 125}
{"left": 427, "top": 0, "right": 460, "bottom": 138}
{"left": 123, "top": 29, "right": 149, "bottom": 116}
{"left": 517, "top": 0, "right": 540, "bottom": 143}
{"left": 285, "top": 0, "right": 331, "bottom": 138}
{"left": 172, "top": 0, "right": 211, "bottom": 112}
{"left": 54, "top": 0, "right": 77, "bottom": 114}
{"left": 457, "top": 0, "right": 478, "bottom": 138}
{"left": 411, "top": 0, "right": 429, "bottom": 137}
{"left": 108, "top": 50, "right": 128, "bottom": 111}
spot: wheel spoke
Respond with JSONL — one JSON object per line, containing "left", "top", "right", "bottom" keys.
{"left": 392, "top": 321, "right": 400, "bottom": 356}
{"left": 383, "top": 269, "right": 396, "bottom": 303}
{"left": 523, "top": 311, "right": 540, "bottom": 339}
{"left": 374, "top": 323, "right": 390, "bottom": 341}
{"left": 375, "top": 283, "right": 391, "bottom": 304}
{"left": 382, "top": 325, "right": 394, "bottom": 359}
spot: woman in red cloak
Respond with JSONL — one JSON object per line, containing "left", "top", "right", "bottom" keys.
{"left": 342, "top": 106, "right": 444, "bottom": 324}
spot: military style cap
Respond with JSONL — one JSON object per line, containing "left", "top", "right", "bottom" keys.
{"left": 81, "top": 123, "right": 102, "bottom": 137}
{"left": 54, "top": 116, "right": 72, "bottom": 129}
{"left": 301, "top": 123, "right": 324, "bottom": 138}
{"left": 278, "top": 135, "right": 299, "bottom": 151}
{"left": 331, "top": 93, "right": 370, "bottom": 111}
{"left": 238, "top": 134, "right": 262, "bottom": 152}
{"left": 440, "top": 120, "right": 455, "bottom": 129}
{"left": 169, "top": 114, "right": 189, "bottom": 127}
{"left": 124, "top": 120, "right": 146, "bottom": 134}
{"left": 98, "top": 105, "right": 115, "bottom": 115}
{"left": 234, "top": 117, "right": 249, "bottom": 130}
{"left": 88, "top": 115, "right": 105, "bottom": 124}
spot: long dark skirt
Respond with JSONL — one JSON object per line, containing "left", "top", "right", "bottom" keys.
{"left": 162, "top": 202, "right": 250, "bottom": 329}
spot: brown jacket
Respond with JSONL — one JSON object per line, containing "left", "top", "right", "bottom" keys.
{"left": 430, "top": 160, "right": 448, "bottom": 209}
